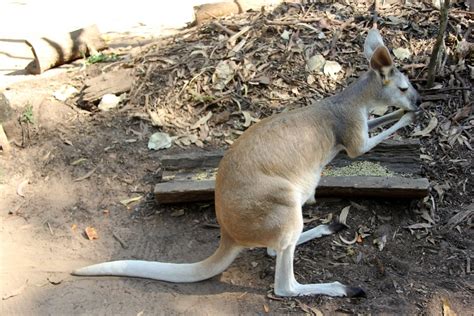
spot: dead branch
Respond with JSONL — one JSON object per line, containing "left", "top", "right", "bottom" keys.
{"left": 426, "top": 0, "right": 450, "bottom": 88}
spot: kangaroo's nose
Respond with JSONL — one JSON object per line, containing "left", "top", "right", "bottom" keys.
{"left": 415, "top": 94, "right": 422, "bottom": 107}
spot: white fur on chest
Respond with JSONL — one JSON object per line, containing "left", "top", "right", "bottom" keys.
{"left": 298, "top": 145, "right": 344, "bottom": 205}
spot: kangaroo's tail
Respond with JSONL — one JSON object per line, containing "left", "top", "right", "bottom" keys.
{"left": 72, "top": 233, "right": 241, "bottom": 283}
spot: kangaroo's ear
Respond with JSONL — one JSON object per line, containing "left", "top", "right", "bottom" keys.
{"left": 370, "top": 46, "right": 393, "bottom": 75}
{"left": 364, "top": 28, "right": 385, "bottom": 60}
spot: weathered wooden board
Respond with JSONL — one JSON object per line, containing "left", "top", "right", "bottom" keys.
{"left": 161, "top": 149, "right": 225, "bottom": 171}
{"left": 161, "top": 140, "right": 421, "bottom": 175}
{"left": 154, "top": 176, "right": 429, "bottom": 204}
{"left": 82, "top": 69, "right": 133, "bottom": 102}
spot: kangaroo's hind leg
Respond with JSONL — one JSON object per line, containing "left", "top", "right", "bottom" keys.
{"left": 267, "top": 221, "right": 347, "bottom": 256}
{"left": 273, "top": 233, "right": 365, "bottom": 297}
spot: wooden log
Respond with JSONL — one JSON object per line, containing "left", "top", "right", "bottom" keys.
{"left": 81, "top": 69, "right": 133, "bottom": 102}
{"left": 25, "top": 25, "right": 107, "bottom": 74}
{"left": 193, "top": 0, "right": 293, "bottom": 25}
{"left": 160, "top": 140, "right": 421, "bottom": 175}
{"left": 154, "top": 176, "right": 429, "bottom": 204}
{"left": 194, "top": 2, "right": 240, "bottom": 25}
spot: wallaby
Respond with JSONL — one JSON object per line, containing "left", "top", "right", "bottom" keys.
{"left": 73, "top": 28, "right": 420, "bottom": 297}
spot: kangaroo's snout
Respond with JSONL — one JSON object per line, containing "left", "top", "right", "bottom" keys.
{"left": 415, "top": 93, "right": 422, "bottom": 108}
{"left": 407, "top": 90, "right": 422, "bottom": 112}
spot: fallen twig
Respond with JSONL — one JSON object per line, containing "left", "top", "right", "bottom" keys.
{"left": 73, "top": 167, "right": 98, "bottom": 182}
{"left": 112, "top": 232, "right": 129, "bottom": 249}
{"left": 426, "top": 0, "right": 450, "bottom": 88}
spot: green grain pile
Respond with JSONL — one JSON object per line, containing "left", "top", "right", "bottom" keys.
{"left": 323, "top": 161, "right": 394, "bottom": 177}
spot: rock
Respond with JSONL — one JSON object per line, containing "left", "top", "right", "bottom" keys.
{"left": 307, "top": 54, "right": 326, "bottom": 73}
{"left": 53, "top": 85, "right": 79, "bottom": 101}
{"left": 0, "top": 92, "right": 13, "bottom": 123}
{"left": 0, "top": 92, "right": 13, "bottom": 153}
{"left": 148, "top": 132, "right": 172, "bottom": 150}
{"left": 323, "top": 60, "right": 342, "bottom": 78}
{"left": 98, "top": 94, "right": 121, "bottom": 111}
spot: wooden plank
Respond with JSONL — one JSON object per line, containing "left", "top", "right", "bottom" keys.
{"left": 154, "top": 176, "right": 429, "bottom": 204}
{"left": 316, "top": 176, "right": 429, "bottom": 199}
{"left": 161, "top": 149, "right": 225, "bottom": 171}
{"left": 155, "top": 180, "right": 215, "bottom": 204}
{"left": 160, "top": 140, "right": 421, "bottom": 175}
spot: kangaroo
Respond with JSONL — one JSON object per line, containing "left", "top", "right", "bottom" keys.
{"left": 73, "top": 28, "right": 420, "bottom": 297}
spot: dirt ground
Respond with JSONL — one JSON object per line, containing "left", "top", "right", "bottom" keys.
{"left": 0, "top": 63, "right": 472, "bottom": 316}
{"left": 1, "top": 2, "right": 473, "bottom": 316}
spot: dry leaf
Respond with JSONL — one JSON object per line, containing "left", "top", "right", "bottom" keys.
{"left": 71, "top": 224, "right": 77, "bottom": 231}
{"left": 171, "top": 209, "right": 185, "bottom": 217}
{"left": 147, "top": 109, "right": 165, "bottom": 127}
{"left": 339, "top": 206, "right": 350, "bottom": 225}
{"left": 321, "top": 213, "right": 333, "bottom": 224}
{"left": 71, "top": 158, "right": 87, "bottom": 166}
{"left": 242, "top": 111, "right": 253, "bottom": 128}
{"left": 85, "top": 227, "right": 98, "bottom": 240}
{"left": 412, "top": 116, "right": 438, "bottom": 137}
{"left": 212, "top": 60, "right": 237, "bottom": 90}
{"left": 446, "top": 209, "right": 473, "bottom": 229}
{"left": 280, "top": 30, "right": 291, "bottom": 40}
{"left": 339, "top": 232, "right": 358, "bottom": 245}
{"left": 393, "top": 47, "right": 411, "bottom": 60}
{"left": 373, "top": 235, "right": 387, "bottom": 251}
{"left": 406, "top": 223, "right": 432, "bottom": 230}
{"left": 73, "top": 167, "right": 98, "bottom": 182}
{"left": 263, "top": 304, "right": 270, "bottom": 313}
{"left": 191, "top": 111, "right": 212, "bottom": 129}
{"left": 16, "top": 179, "right": 29, "bottom": 197}
{"left": 120, "top": 196, "right": 143, "bottom": 206}
{"left": 421, "top": 210, "right": 435, "bottom": 225}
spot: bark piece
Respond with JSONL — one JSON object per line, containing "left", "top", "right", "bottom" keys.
{"left": 82, "top": 69, "right": 133, "bottom": 102}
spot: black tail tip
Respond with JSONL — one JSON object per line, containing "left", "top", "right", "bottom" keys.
{"left": 346, "top": 286, "right": 367, "bottom": 298}
{"left": 329, "top": 221, "right": 349, "bottom": 234}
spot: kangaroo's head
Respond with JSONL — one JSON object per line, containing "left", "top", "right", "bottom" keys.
{"left": 364, "top": 29, "right": 421, "bottom": 112}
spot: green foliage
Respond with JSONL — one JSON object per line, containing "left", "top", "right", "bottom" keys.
{"left": 21, "top": 104, "right": 34, "bottom": 124}
{"left": 86, "top": 52, "right": 119, "bottom": 64}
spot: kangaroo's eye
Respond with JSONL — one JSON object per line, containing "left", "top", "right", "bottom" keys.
{"left": 399, "top": 87, "right": 408, "bottom": 92}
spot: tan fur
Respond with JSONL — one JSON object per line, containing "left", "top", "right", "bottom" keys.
{"left": 216, "top": 71, "right": 386, "bottom": 250}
